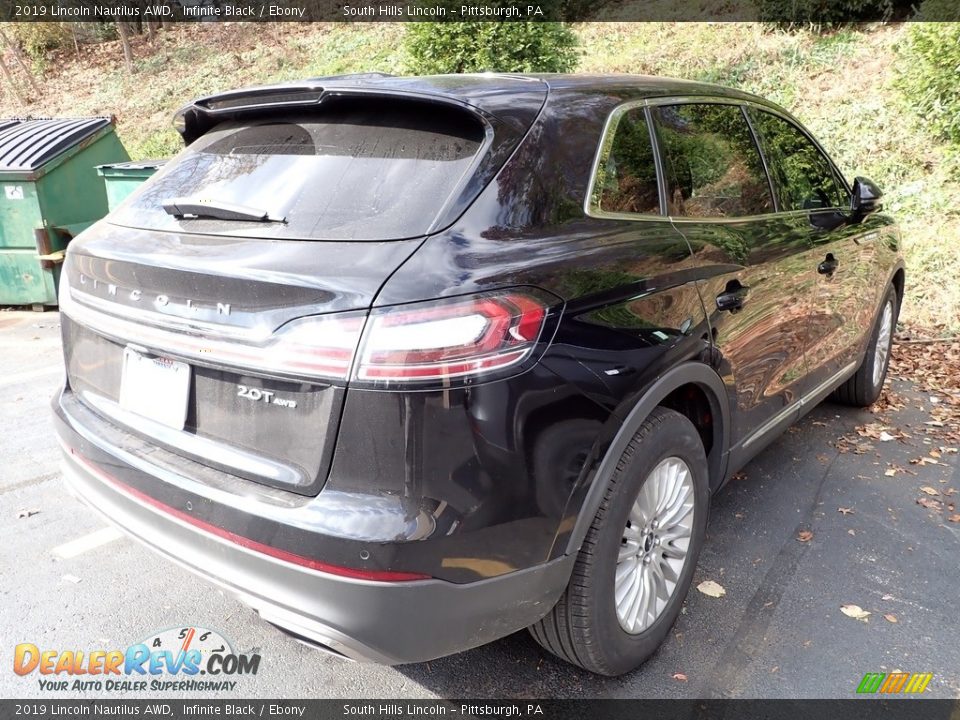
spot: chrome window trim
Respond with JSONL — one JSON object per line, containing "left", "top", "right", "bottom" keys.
{"left": 583, "top": 94, "right": 854, "bottom": 225}
{"left": 743, "top": 104, "right": 853, "bottom": 209}
{"left": 583, "top": 99, "right": 667, "bottom": 222}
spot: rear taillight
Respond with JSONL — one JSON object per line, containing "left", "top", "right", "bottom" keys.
{"left": 62, "top": 265, "right": 554, "bottom": 386}
{"left": 355, "top": 292, "right": 550, "bottom": 385}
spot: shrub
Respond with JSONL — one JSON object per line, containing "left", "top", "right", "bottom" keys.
{"left": 6, "top": 22, "right": 72, "bottom": 60}
{"left": 404, "top": 22, "right": 578, "bottom": 75}
{"left": 754, "top": 0, "right": 915, "bottom": 26}
{"left": 896, "top": 4, "right": 960, "bottom": 148}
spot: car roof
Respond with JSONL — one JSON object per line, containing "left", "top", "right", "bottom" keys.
{"left": 529, "top": 73, "right": 771, "bottom": 103}
{"left": 189, "top": 72, "right": 780, "bottom": 129}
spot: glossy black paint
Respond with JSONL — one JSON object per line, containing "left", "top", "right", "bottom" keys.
{"left": 56, "top": 75, "right": 904, "bottom": 616}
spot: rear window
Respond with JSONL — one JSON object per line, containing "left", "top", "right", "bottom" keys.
{"left": 111, "top": 101, "right": 487, "bottom": 241}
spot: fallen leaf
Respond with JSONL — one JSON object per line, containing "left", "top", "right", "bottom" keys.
{"left": 885, "top": 468, "right": 897, "bottom": 477}
{"left": 697, "top": 580, "right": 726, "bottom": 598}
{"left": 847, "top": 529, "right": 856, "bottom": 536}
{"left": 879, "top": 431, "right": 896, "bottom": 442}
{"left": 948, "top": 514, "right": 960, "bottom": 523}
{"left": 920, "top": 486, "right": 940, "bottom": 496}
{"left": 672, "top": 672, "right": 688, "bottom": 682}
{"left": 771, "top": 666, "right": 779, "bottom": 673}
{"left": 838, "top": 507, "right": 855, "bottom": 515}
{"left": 943, "top": 488, "right": 956, "bottom": 496}
{"left": 881, "top": 594, "right": 894, "bottom": 600}
{"left": 917, "top": 497, "right": 943, "bottom": 510}
{"left": 797, "top": 530, "right": 814, "bottom": 542}
{"left": 15, "top": 509, "right": 39, "bottom": 519}
{"left": 841, "top": 604, "right": 871, "bottom": 621}
{"left": 930, "top": 448, "right": 942, "bottom": 458}
{"left": 884, "top": 613, "right": 898, "bottom": 624}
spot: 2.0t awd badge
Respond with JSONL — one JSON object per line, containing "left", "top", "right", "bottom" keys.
{"left": 237, "top": 385, "right": 297, "bottom": 409}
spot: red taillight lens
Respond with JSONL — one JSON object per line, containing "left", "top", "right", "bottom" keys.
{"left": 354, "top": 292, "right": 549, "bottom": 384}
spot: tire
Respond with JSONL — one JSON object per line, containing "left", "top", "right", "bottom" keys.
{"left": 832, "top": 284, "right": 899, "bottom": 407}
{"left": 529, "top": 407, "right": 709, "bottom": 676}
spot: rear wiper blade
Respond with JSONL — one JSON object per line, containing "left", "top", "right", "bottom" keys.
{"left": 162, "top": 197, "right": 286, "bottom": 223}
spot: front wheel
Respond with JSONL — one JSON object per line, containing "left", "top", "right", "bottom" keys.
{"left": 832, "top": 284, "right": 899, "bottom": 407}
{"left": 529, "top": 407, "right": 709, "bottom": 676}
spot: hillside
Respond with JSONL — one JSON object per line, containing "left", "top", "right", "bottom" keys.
{"left": 0, "top": 22, "right": 956, "bottom": 330}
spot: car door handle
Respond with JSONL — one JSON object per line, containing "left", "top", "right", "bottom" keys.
{"left": 716, "top": 283, "right": 749, "bottom": 313}
{"left": 818, "top": 253, "right": 839, "bottom": 275}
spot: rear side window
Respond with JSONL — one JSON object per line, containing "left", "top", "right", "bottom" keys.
{"left": 653, "top": 104, "right": 774, "bottom": 218}
{"left": 113, "top": 101, "right": 486, "bottom": 241}
{"left": 748, "top": 109, "right": 848, "bottom": 211}
{"left": 589, "top": 107, "right": 661, "bottom": 216}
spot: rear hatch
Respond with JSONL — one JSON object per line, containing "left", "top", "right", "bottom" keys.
{"left": 60, "top": 86, "right": 543, "bottom": 496}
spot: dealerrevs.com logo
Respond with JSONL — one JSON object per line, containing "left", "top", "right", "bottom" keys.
{"left": 13, "top": 626, "right": 261, "bottom": 693}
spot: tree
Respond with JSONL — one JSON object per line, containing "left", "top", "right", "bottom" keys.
{"left": 115, "top": 21, "right": 134, "bottom": 72}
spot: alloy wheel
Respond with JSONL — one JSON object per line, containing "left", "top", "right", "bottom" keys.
{"left": 615, "top": 456, "right": 695, "bottom": 634}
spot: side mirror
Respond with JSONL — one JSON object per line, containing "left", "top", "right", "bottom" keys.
{"left": 850, "top": 176, "right": 883, "bottom": 220}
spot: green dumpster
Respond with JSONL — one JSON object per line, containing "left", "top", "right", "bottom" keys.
{"left": 0, "top": 116, "right": 129, "bottom": 308}
{"left": 97, "top": 160, "right": 166, "bottom": 211}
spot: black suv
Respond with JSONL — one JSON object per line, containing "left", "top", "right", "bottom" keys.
{"left": 53, "top": 74, "right": 904, "bottom": 676}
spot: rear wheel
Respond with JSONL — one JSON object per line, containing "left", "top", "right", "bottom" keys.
{"left": 529, "top": 407, "right": 709, "bottom": 676}
{"left": 832, "top": 285, "right": 898, "bottom": 407}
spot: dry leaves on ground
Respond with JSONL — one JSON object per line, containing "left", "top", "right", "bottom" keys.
{"left": 838, "top": 507, "right": 855, "bottom": 515}
{"left": 797, "top": 530, "right": 814, "bottom": 542}
{"left": 917, "top": 497, "right": 943, "bottom": 511}
{"left": 841, "top": 604, "right": 871, "bottom": 621}
{"left": 889, "top": 330, "right": 960, "bottom": 445}
{"left": 672, "top": 672, "right": 688, "bottom": 682}
{"left": 884, "top": 613, "right": 899, "bottom": 623}
{"left": 697, "top": 580, "right": 726, "bottom": 598}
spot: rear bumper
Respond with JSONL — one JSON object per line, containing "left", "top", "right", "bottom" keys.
{"left": 53, "top": 392, "right": 574, "bottom": 665}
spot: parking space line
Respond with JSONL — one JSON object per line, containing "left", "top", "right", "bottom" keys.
{"left": 52, "top": 527, "right": 123, "bottom": 559}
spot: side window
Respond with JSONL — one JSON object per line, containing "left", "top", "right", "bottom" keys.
{"left": 590, "top": 107, "right": 661, "bottom": 216}
{"left": 653, "top": 103, "right": 774, "bottom": 218}
{"left": 749, "top": 109, "right": 848, "bottom": 211}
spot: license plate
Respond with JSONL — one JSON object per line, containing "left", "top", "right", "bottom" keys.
{"left": 119, "top": 347, "right": 191, "bottom": 430}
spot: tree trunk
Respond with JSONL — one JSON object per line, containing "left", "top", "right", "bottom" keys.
{"left": 0, "top": 26, "right": 39, "bottom": 94}
{"left": 0, "top": 54, "right": 24, "bottom": 105}
{"left": 116, "top": 21, "right": 134, "bottom": 72}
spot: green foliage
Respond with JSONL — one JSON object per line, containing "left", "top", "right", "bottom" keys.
{"left": 404, "top": 22, "right": 578, "bottom": 75}
{"left": 126, "top": 128, "right": 182, "bottom": 162}
{"left": 755, "top": 0, "right": 914, "bottom": 27}
{"left": 896, "top": 8, "right": 960, "bottom": 148}
{"left": 6, "top": 22, "right": 71, "bottom": 60}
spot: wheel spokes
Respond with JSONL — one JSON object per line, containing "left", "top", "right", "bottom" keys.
{"left": 614, "top": 455, "right": 697, "bottom": 635}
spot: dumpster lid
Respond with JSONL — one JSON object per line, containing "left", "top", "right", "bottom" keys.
{"left": 96, "top": 159, "right": 167, "bottom": 171}
{"left": 0, "top": 117, "right": 112, "bottom": 173}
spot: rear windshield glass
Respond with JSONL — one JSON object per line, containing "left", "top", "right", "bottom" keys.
{"left": 111, "top": 102, "right": 487, "bottom": 241}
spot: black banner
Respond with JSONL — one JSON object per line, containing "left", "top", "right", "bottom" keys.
{"left": 2, "top": 699, "right": 959, "bottom": 720}
{"left": 1, "top": 0, "right": 958, "bottom": 23}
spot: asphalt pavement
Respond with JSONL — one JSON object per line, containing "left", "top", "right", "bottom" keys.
{"left": 2, "top": 310, "right": 957, "bottom": 699}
